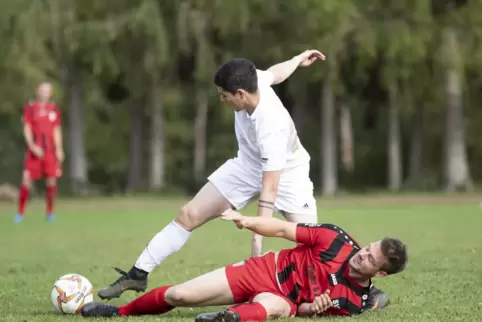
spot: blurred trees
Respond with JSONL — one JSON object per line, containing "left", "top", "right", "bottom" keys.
{"left": 0, "top": 0, "right": 481, "bottom": 196}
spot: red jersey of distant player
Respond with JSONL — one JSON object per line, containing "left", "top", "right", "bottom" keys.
{"left": 277, "top": 223, "right": 371, "bottom": 316}
{"left": 22, "top": 101, "right": 62, "bottom": 180}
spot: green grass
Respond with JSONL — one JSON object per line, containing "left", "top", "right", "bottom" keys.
{"left": 1, "top": 195, "right": 482, "bottom": 322}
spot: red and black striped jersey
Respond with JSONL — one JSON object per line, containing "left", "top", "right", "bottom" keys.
{"left": 22, "top": 101, "right": 61, "bottom": 153}
{"left": 276, "top": 223, "right": 371, "bottom": 316}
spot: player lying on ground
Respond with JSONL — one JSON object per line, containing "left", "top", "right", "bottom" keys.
{"left": 82, "top": 210, "right": 407, "bottom": 320}
{"left": 98, "top": 51, "right": 334, "bottom": 296}
{"left": 15, "top": 81, "right": 64, "bottom": 223}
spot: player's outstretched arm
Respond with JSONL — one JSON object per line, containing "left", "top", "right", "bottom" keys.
{"left": 222, "top": 209, "right": 297, "bottom": 242}
{"left": 267, "top": 49, "right": 325, "bottom": 85}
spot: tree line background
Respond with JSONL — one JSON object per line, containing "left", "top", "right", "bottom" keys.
{"left": 1, "top": 0, "right": 481, "bottom": 197}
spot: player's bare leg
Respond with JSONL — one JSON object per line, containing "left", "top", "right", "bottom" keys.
{"left": 196, "top": 292, "right": 294, "bottom": 322}
{"left": 45, "top": 177, "right": 57, "bottom": 221}
{"left": 98, "top": 182, "right": 232, "bottom": 300}
{"left": 14, "top": 170, "right": 32, "bottom": 223}
{"left": 83, "top": 267, "right": 235, "bottom": 317}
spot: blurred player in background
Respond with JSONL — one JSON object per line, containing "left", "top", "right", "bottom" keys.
{"left": 82, "top": 211, "right": 407, "bottom": 320}
{"left": 98, "top": 50, "right": 325, "bottom": 301}
{"left": 14, "top": 81, "right": 64, "bottom": 223}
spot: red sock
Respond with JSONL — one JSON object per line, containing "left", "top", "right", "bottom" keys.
{"left": 46, "top": 185, "right": 57, "bottom": 214}
{"left": 118, "top": 285, "right": 174, "bottom": 316}
{"left": 228, "top": 303, "right": 268, "bottom": 322}
{"left": 18, "top": 186, "right": 30, "bottom": 215}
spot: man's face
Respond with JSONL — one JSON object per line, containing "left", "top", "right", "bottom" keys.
{"left": 349, "top": 240, "right": 388, "bottom": 278}
{"left": 37, "top": 82, "right": 52, "bottom": 102}
{"left": 217, "top": 87, "right": 245, "bottom": 111}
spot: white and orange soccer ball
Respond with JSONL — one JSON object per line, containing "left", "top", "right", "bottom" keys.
{"left": 50, "top": 273, "right": 94, "bottom": 314}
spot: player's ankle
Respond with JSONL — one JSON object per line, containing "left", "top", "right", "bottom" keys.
{"left": 128, "top": 266, "right": 148, "bottom": 280}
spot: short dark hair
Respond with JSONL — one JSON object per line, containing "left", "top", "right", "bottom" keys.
{"left": 380, "top": 237, "right": 408, "bottom": 275}
{"left": 213, "top": 58, "right": 258, "bottom": 94}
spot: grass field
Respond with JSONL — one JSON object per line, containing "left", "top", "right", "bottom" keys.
{"left": 1, "top": 194, "right": 482, "bottom": 322}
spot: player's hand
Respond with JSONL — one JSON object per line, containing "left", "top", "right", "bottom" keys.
{"left": 296, "top": 49, "right": 326, "bottom": 67}
{"left": 310, "top": 290, "right": 333, "bottom": 314}
{"left": 56, "top": 149, "right": 65, "bottom": 164}
{"left": 221, "top": 209, "right": 249, "bottom": 229}
{"left": 29, "top": 144, "right": 44, "bottom": 158}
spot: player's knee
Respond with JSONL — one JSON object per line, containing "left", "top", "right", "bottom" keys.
{"left": 252, "top": 293, "right": 293, "bottom": 318}
{"left": 175, "top": 204, "right": 204, "bottom": 231}
{"left": 46, "top": 177, "right": 57, "bottom": 187}
{"left": 165, "top": 286, "right": 198, "bottom": 306}
{"left": 21, "top": 173, "right": 32, "bottom": 188}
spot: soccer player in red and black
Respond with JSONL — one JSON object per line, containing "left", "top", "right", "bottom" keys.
{"left": 14, "top": 81, "right": 64, "bottom": 223}
{"left": 81, "top": 210, "right": 408, "bottom": 320}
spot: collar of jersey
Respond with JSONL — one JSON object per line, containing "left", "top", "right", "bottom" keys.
{"left": 342, "top": 262, "right": 372, "bottom": 291}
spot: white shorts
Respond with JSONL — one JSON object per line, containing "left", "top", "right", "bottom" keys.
{"left": 208, "top": 158, "right": 317, "bottom": 220}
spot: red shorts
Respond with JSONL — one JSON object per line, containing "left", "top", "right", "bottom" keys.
{"left": 24, "top": 153, "right": 62, "bottom": 180}
{"left": 225, "top": 252, "right": 297, "bottom": 316}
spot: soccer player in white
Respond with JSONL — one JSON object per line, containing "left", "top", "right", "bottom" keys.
{"left": 98, "top": 50, "right": 326, "bottom": 300}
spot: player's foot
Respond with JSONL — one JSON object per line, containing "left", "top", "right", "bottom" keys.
{"left": 46, "top": 214, "right": 56, "bottom": 222}
{"left": 366, "top": 285, "right": 390, "bottom": 311}
{"left": 97, "top": 267, "right": 148, "bottom": 300}
{"left": 195, "top": 310, "right": 240, "bottom": 322}
{"left": 81, "top": 301, "right": 119, "bottom": 317}
{"left": 14, "top": 214, "right": 24, "bottom": 223}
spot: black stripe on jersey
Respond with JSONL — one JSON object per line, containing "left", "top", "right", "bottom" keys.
{"left": 333, "top": 297, "right": 364, "bottom": 315}
{"left": 286, "top": 283, "right": 300, "bottom": 303}
{"left": 330, "top": 249, "right": 370, "bottom": 298}
{"left": 319, "top": 233, "right": 345, "bottom": 263}
{"left": 300, "top": 223, "right": 361, "bottom": 250}
{"left": 336, "top": 275, "right": 367, "bottom": 298}
{"left": 277, "top": 262, "right": 296, "bottom": 284}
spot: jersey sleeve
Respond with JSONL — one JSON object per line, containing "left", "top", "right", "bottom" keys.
{"left": 257, "top": 69, "right": 275, "bottom": 88}
{"left": 295, "top": 223, "right": 341, "bottom": 249}
{"left": 257, "top": 122, "right": 288, "bottom": 171}
{"left": 22, "top": 105, "right": 34, "bottom": 125}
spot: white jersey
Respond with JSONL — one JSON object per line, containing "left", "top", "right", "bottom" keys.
{"left": 234, "top": 69, "right": 310, "bottom": 174}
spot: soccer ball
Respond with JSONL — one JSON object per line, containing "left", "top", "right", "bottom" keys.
{"left": 51, "top": 273, "right": 94, "bottom": 314}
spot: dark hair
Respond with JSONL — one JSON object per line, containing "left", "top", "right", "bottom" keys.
{"left": 213, "top": 58, "right": 258, "bottom": 94}
{"left": 380, "top": 237, "right": 408, "bottom": 275}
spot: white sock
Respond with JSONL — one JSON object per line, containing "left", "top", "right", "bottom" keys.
{"left": 135, "top": 220, "right": 192, "bottom": 273}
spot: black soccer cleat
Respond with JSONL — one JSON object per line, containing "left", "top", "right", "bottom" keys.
{"left": 97, "top": 267, "right": 147, "bottom": 300}
{"left": 366, "top": 285, "right": 390, "bottom": 311}
{"left": 81, "top": 301, "right": 119, "bottom": 317}
{"left": 195, "top": 310, "right": 240, "bottom": 322}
